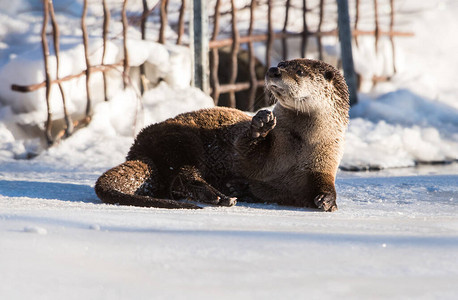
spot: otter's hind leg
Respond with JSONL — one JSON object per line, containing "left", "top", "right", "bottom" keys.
{"left": 95, "top": 160, "right": 201, "bottom": 209}
{"left": 170, "top": 166, "right": 237, "bottom": 207}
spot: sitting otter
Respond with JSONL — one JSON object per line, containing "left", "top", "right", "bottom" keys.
{"left": 95, "top": 59, "right": 349, "bottom": 211}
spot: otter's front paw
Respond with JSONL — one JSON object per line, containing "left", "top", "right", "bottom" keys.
{"left": 218, "top": 196, "right": 237, "bottom": 207}
{"left": 251, "top": 110, "right": 276, "bottom": 138}
{"left": 314, "top": 193, "right": 338, "bottom": 212}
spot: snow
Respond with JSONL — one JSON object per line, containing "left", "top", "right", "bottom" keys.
{"left": 343, "top": 90, "right": 458, "bottom": 169}
{"left": 23, "top": 225, "right": 48, "bottom": 235}
{"left": 0, "top": 0, "right": 458, "bottom": 299}
{"left": 1, "top": 165, "right": 458, "bottom": 299}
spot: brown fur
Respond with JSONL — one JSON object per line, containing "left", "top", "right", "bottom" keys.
{"left": 95, "top": 58, "right": 349, "bottom": 211}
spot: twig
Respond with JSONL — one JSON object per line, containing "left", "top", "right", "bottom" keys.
{"left": 159, "top": 0, "right": 169, "bottom": 44}
{"left": 301, "top": 0, "right": 309, "bottom": 58}
{"left": 208, "top": 29, "right": 413, "bottom": 49}
{"left": 122, "top": 0, "right": 129, "bottom": 88}
{"left": 41, "top": 0, "right": 53, "bottom": 145}
{"left": 247, "top": 0, "right": 257, "bottom": 111}
{"left": 266, "top": 0, "right": 273, "bottom": 68}
{"left": 390, "top": 0, "right": 397, "bottom": 73}
{"left": 210, "top": 0, "right": 221, "bottom": 103}
{"left": 374, "top": 0, "right": 380, "bottom": 53}
{"left": 354, "top": 0, "right": 360, "bottom": 47}
{"left": 228, "top": 0, "right": 240, "bottom": 108}
{"left": 140, "top": 0, "right": 149, "bottom": 94}
{"left": 49, "top": 0, "right": 73, "bottom": 137}
{"left": 317, "top": 0, "right": 324, "bottom": 60}
{"left": 102, "top": 0, "right": 111, "bottom": 101}
{"left": 282, "top": 0, "right": 291, "bottom": 60}
{"left": 12, "top": 63, "right": 123, "bottom": 92}
{"left": 81, "top": 0, "right": 92, "bottom": 118}
{"left": 177, "top": 0, "right": 186, "bottom": 44}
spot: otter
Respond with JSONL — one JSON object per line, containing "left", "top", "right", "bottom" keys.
{"left": 95, "top": 58, "right": 349, "bottom": 211}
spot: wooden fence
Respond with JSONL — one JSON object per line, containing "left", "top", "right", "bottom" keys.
{"left": 10, "top": 0, "right": 413, "bottom": 145}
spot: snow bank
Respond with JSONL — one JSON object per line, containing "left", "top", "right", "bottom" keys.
{"left": 339, "top": 0, "right": 458, "bottom": 169}
{"left": 0, "top": 0, "right": 213, "bottom": 163}
{"left": 342, "top": 90, "right": 458, "bottom": 169}
{"left": 37, "top": 82, "right": 213, "bottom": 170}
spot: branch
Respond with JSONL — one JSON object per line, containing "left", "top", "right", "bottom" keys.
{"left": 11, "top": 63, "right": 122, "bottom": 93}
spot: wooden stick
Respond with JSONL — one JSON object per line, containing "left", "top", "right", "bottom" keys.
{"left": 102, "top": 0, "right": 110, "bottom": 101}
{"left": 210, "top": 0, "right": 221, "bottom": 103}
{"left": 266, "top": 0, "right": 273, "bottom": 69}
{"left": 81, "top": 0, "right": 92, "bottom": 117}
{"left": 265, "top": 0, "right": 274, "bottom": 107}
{"left": 218, "top": 80, "right": 264, "bottom": 94}
{"left": 390, "top": 0, "right": 397, "bottom": 73}
{"left": 317, "top": 0, "right": 324, "bottom": 60}
{"left": 159, "top": 0, "right": 169, "bottom": 44}
{"left": 122, "top": 0, "right": 129, "bottom": 88}
{"left": 301, "top": 0, "right": 309, "bottom": 58}
{"left": 12, "top": 63, "right": 122, "bottom": 93}
{"left": 282, "top": 0, "right": 291, "bottom": 60}
{"left": 177, "top": 0, "right": 186, "bottom": 45}
{"left": 372, "top": 75, "right": 392, "bottom": 84}
{"left": 247, "top": 0, "right": 257, "bottom": 111}
{"left": 374, "top": 0, "right": 380, "bottom": 53}
{"left": 140, "top": 0, "right": 149, "bottom": 95}
{"left": 208, "top": 29, "right": 413, "bottom": 49}
{"left": 41, "top": 0, "right": 53, "bottom": 145}
{"left": 228, "top": 0, "right": 240, "bottom": 108}
{"left": 49, "top": 0, "right": 73, "bottom": 136}
{"left": 354, "top": 0, "right": 360, "bottom": 47}
{"left": 351, "top": 29, "right": 412, "bottom": 37}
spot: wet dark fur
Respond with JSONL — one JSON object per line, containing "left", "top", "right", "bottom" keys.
{"left": 95, "top": 59, "right": 349, "bottom": 211}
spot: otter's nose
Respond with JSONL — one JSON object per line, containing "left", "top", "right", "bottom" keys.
{"left": 267, "top": 67, "right": 281, "bottom": 78}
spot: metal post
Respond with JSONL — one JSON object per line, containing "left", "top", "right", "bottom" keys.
{"left": 336, "top": 0, "right": 358, "bottom": 106}
{"left": 190, "top": 0, "right": 209, "bottom": 94}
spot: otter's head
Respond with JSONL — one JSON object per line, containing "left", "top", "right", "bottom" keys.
{"left": 265, "top": 59, "right": 349, "bottom": 115}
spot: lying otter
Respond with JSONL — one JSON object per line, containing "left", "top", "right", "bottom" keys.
{"left": 95, "top": 59, "right": 349, "bottom": 211}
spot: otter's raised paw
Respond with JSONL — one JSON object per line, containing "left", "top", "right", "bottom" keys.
{"left": 218, "top": 196, "right": 237, "bottom": 207}
{"left": 314, "top": 193, "right": 338, "bottom": 212}
{"left": 251, "top": 110, "right": 276, "bottom": 138}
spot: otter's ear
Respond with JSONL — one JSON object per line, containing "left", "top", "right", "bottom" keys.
{"left": 324, "top": 70, "right": 334, "bottom": 81}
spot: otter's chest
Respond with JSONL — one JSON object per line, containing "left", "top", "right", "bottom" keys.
{"left": 275, "top": 128, "right": 314, "bottom": 165}
{"left": 248, "top": 128, "right": 312, "bottom": 183}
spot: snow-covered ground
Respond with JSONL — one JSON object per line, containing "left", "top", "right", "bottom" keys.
{"left": 1, "top": 0, "right": 457, "bottom": 299}
{"left": 1, "top": 162, "right": 457, "bottom": 299}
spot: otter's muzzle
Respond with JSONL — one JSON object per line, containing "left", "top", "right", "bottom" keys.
{"left": 267, "top": 67, "right": 281, "bottom": 78}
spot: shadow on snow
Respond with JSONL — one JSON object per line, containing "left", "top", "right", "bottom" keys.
{"left": 0, "top": 179, "right": 99, "bottom": 203}
{"left": 0, "top": 179, "right": 320, "bottom": 212}
{"left": 4, "top": 214, "right": 458, "bottom": 248}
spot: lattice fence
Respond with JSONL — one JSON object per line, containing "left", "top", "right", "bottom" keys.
{"left": 10, "top": 0, "right": 413, "bottom": 145}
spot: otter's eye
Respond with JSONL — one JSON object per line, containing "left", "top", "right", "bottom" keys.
{"left": 278, "top": 62, "right": 287, "bottom": 68}
{"left": 324, "top": 70, "right": 334, "bottom": 81}
{"left": 296, "top": 69, "right": 307, "bottom": 77}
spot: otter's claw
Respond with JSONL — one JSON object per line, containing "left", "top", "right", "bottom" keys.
{"left": 251, "top": 110, "right": 276, "bottom": 138}
{"left": 219, "top": 196, "right": 237, "bottom": 207}
{"left": 314, "top": 193, "right": 338, "bottom": 212}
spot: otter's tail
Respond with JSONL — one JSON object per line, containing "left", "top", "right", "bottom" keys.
{"left": 94, "top": 160, "right": 201, "bottom": 209}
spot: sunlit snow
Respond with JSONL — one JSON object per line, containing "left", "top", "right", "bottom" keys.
{"left": 0, "top": 0, "right": 457, "bottom": 299}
